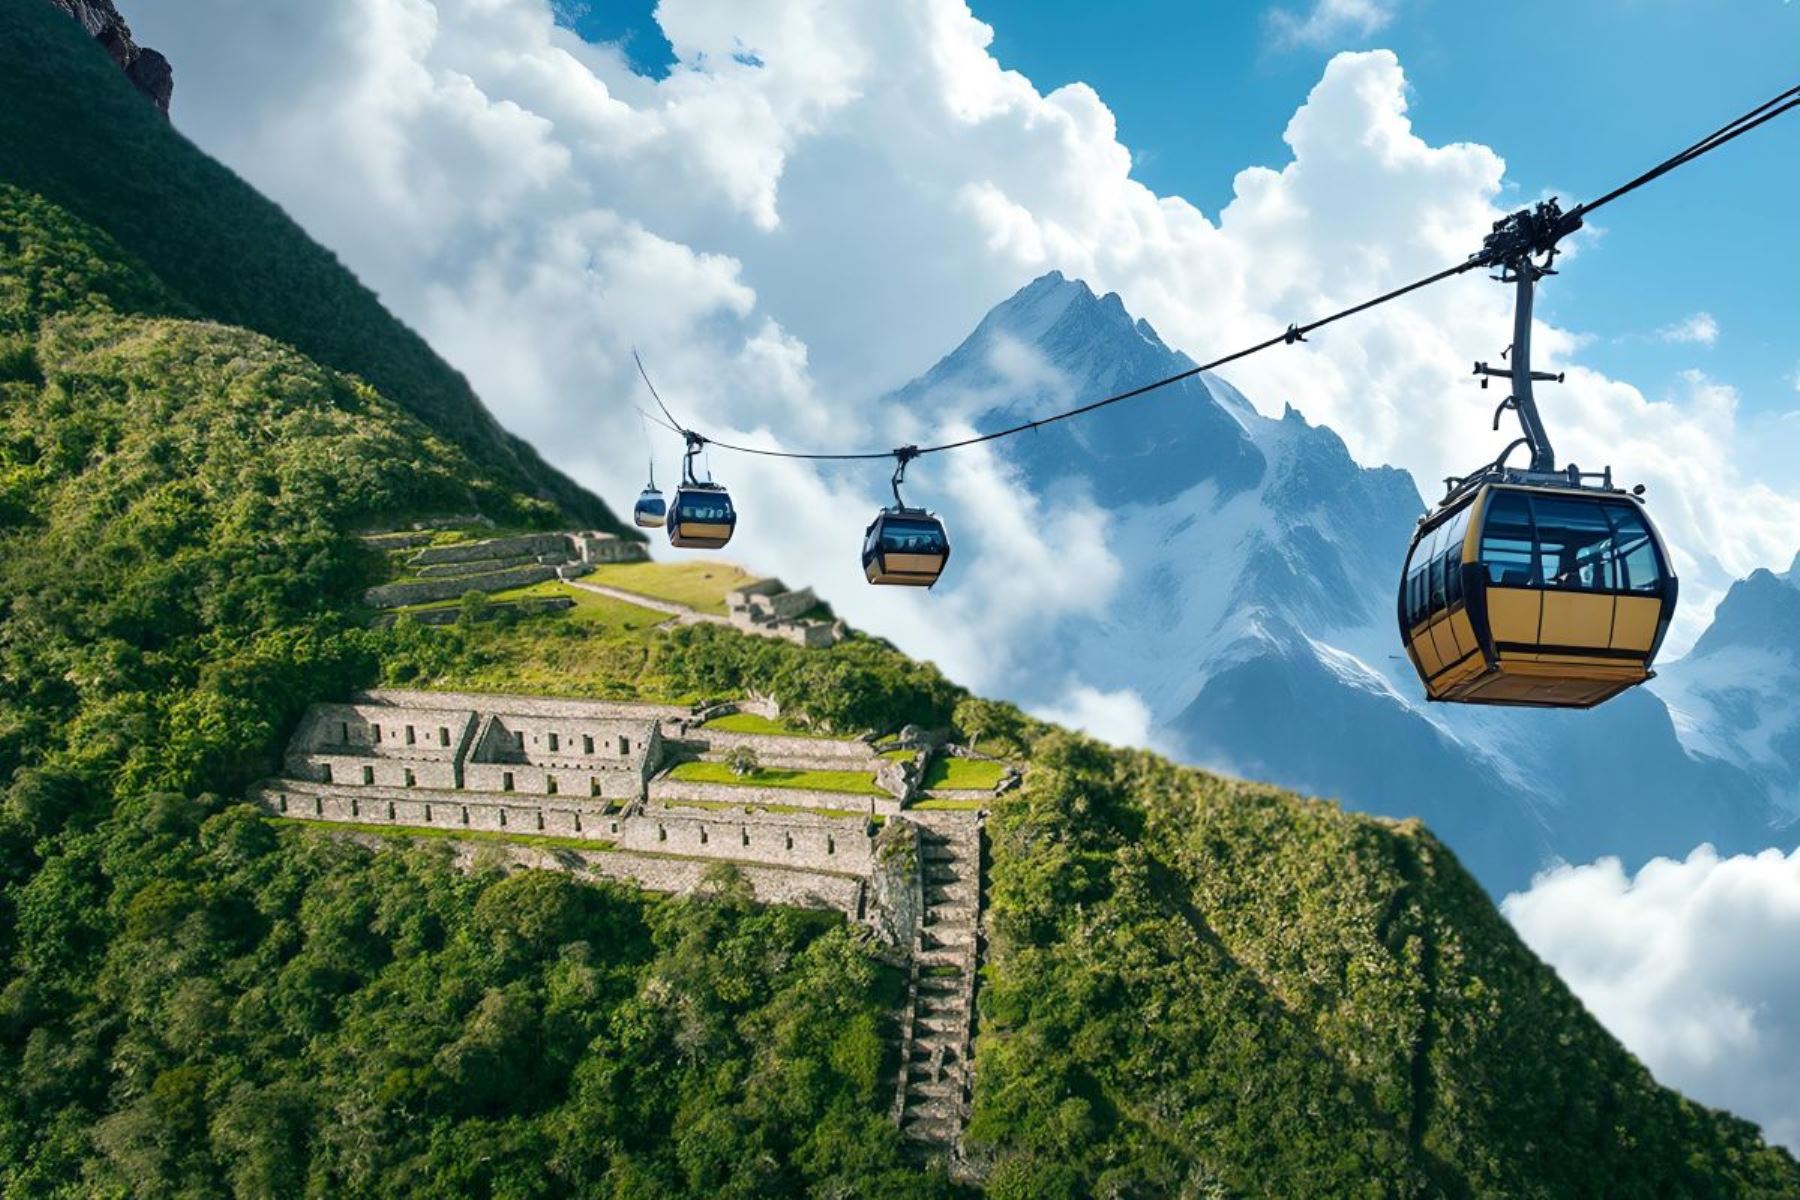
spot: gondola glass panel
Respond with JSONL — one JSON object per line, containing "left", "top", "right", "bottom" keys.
{"left": 863, "top": 513, "right": 950, "bottom": 587}
{"left": 668, "top": 486, "right": 736, "bottom": 549}
{"left": 1400, "top": 485, "right": 1676, "bottom": 708}
{"left": 633, "top": 488, "right": 667, "bottom": 528}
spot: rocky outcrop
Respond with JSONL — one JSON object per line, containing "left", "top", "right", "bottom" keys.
{"left": 47, "top": 0, "right": 172, "bottom": 115}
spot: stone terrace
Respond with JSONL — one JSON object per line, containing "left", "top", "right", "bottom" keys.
{"left": 251, "top": 688, "right": 1003, "bottom": 1163}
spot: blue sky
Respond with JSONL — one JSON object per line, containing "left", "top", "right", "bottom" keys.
{"left": 585, "top": 0, "right": 1800, "bottom": 426}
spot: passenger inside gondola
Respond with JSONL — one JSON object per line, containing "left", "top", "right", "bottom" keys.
{"left": 878, "top": 517, "right": 947, "bottom": 556}
{"left": 1478, "top": 492, "right": 1666, "bottom": 592}
{"left": 677, "top": 495, "right": 734, "bottom": 523}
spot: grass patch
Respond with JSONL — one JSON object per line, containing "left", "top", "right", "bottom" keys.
{"left": 879, "top": 748, "right": 916, "bottom": 762}
{"left": 923, "top": 964, "right": 964, "bottom": 979}
{"left": 584, "top": 560, "right": 757, "bottom": 615}
{"left": 910, "top": 798, "right": 986, "bottom": 812}
{"left": 922, "top": 757, "right": 1007, "bottom": 791}
{"left": 701, "top": 711, "right": 831, "bottom": 738}
{"left": 667, "top": 760, "right": 888, "bottom": 797}
{"left": 395, "top": 579, "right": 667, "bottom": 628}
{"left": 271, "top": 817, "right": 614, "bottom": 853}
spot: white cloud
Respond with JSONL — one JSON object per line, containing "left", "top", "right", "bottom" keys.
{"left": 1657, "top": 311, "right": 1720, "bottom": 345}
{"left": 1504, "top": 846, "right": 1800, "bottom": 1152}
{"left": 127, "top": 1, "right": 1799, "bottom": 687}
{"left": 1031, "top": 683, "right": 1159, "bottom": 750}
{"left": 1267, "top": 0, "right": 1397, "bottom": 49}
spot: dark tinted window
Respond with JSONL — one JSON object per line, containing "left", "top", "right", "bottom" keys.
{"left": 879, "top": 517, "right": 947, "bottom": 555}
{"left": 678, "top": 492, "right": 734, "bottom": 522}
{"left": 1480, "top": 491, "right": 1536, "bottom": 586}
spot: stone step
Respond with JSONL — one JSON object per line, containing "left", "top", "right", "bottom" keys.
{"left": 910, "top": 1043, "right": 958, "bottom": 1066}
{"left": 902, "top": 1116, "right": 955, "bottom": 1144}
{"left": 900, "top": 1101, "right": 957, "bottom": 1129}
{"left": 917, "top": 991, "right": 964, "bottom": 1014}
{"left": 913, "top": 1014, "right": 966, "bottom": 1037}
{"left": 906, "top": 1077, "right": 963, "bottom": 1101}
{"left": 917, "top": 974, "right": 963, "bottom": 993}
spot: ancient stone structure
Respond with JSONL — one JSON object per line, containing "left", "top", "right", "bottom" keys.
{"left": 48, "top": 0, "right": 172, "bottom": 114}
{"left": 363, "top": 530, "right": 645, "bottom": 609}
{"left": 251, "top": 687, "right": 996, "bottom": 1162}
{"left": 725, "top": 577, "right": 846, "bottom": 648}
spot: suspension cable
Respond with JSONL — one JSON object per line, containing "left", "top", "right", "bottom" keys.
{"left": 635, "top": 80, "right": 1799, "bottom": 466}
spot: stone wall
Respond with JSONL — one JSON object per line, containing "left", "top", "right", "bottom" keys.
{"left": 414, "top": 554, "right": 539, "bottom": 578}
{"left": 361, "top": 689, "right": 689, "bottom": 735}
{"left": 255, "top": 782, "right": 874, "bottom": 908}
{"left": 619, "top": 808, "right": 874, "bottom": 874}
{"left": 687, "top": 729, "right": 882, "bottom": 768}
{"left": 334, "top": 833, "right": 867, "bottom": 917}
{"left": 411, "top": 532, "right": 573, "bottom": 567}
{"left": 363, "top": 564, "right": 558, "bottom": 609}
{"left": 649, "top": 776, "right": 900, "bottom": 817}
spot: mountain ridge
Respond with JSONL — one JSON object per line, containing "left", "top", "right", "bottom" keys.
{"left": 894, "top": 268, "right": 1786, "bottom": 892}
{"left": 1, "top": 0, "right": 629, "bottom": 534}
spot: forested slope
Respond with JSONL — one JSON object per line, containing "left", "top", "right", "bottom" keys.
{"left": 0, "top": 0, "right": 628, "bottom": 533}
{"left": 1, "top": 16, "right": 1798, "bottom": 1196}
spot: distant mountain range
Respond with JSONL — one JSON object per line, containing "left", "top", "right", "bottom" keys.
{"left": 895, "top": 271, "right": 1794, "bottom": 893}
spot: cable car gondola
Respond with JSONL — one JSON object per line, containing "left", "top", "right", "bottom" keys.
{"left": 667, "top": 432, "right": 736, "bottom": 549}
{"left": 862, "top": 447, "right": 950, "bottom": 587}
{"left": 633, "top": 459, "right": 667, "bottom": 529}
{"left": 1398, "top": 201, "right": 1678, "bottom": 708}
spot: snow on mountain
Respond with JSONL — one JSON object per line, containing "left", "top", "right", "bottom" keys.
{"left": 893, "top": 271, "right": 1787, "bottom": 892}
{"left": 1655, "top": 557, "right": 1800, "bottom": 816}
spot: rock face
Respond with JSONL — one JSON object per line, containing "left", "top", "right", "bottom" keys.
{"left": 47, "top": 0, "right": 172, "bottom": 115}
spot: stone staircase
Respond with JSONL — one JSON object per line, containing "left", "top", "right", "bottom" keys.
{"left": 894, "top": 811, "right": 982, "bottom": 1154}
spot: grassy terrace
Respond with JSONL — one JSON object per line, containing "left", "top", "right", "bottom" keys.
{"left": 921, "top": 756, "right": 1007, "bottom": 791}
{"left": 271, "top": 817, "right": 615, "bottom": 853}
{"left": 395, "top": 579, "right": 666, "bottom": 626}
{"left": 584, "top": 560, "right": 757, "bottom": 615}
{"left": 700, "top": 711, "right": 831, "bottom": 737}
{"left": 666, "top": 761, "right": 888, "bottom": 797}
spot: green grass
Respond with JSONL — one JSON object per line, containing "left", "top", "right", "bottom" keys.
{"left": 585, "top": 560, "right": 757, "bottom": 614}
{"left": 879, "top": 748, "right": 916, "bottom": 761}
{"left": 659, "top": 799, "right": 872, "bottom": 821}
{"left": 922, "top": 964, "right": 964, "bottom": 979}
{"left": 909, "top": 797, "right": 986, "bottom": 812}
{"left": 271, "top": 817, "right": 615, "bottom": 853}
{"left": 701, "top": 711, "right": 830, "bottom": 737}
{"left": 921, "top": 756, "right": 1007, "bottom": 791}
{"left": 666, "top": 760, "right": 888, "bottom": 797}
{"left": 395, "top": 579, "right": 667, "bottom": 629}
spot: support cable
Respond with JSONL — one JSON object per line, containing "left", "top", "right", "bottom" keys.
{"left": 632, "top": 81, "right": 1798, "bottom": 465}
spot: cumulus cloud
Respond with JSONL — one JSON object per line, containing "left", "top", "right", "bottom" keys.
{"left": 1657, "top": 311, "right": 1720, "bottom": 345}
{"left": 1504, "top": 846, "right": 1800, "bottom": 1152}
{"left": 1031, "top": 683, "right": 1160, "bottom": 751}
{"left": 1267, "top": 0, "right": 1397, "bottom": 49}
{"left": 128, "top": 0, "right": 1798, "bottom": 685}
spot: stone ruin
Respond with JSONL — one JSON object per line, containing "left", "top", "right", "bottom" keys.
{"left": 248, "top": 687, "right": 992, "bottom": 1160}
{"left": 362, "top": 529, "right": 646, "bottom": 609}
{"left": 726, "top": 577, "right": 846, "bottom": 648}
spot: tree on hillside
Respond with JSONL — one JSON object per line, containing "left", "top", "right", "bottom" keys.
{"left": 725, "top": 746, "right": 760, "bottom": 777}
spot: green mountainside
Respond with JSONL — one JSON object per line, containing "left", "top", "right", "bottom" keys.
{"left": 0, "top": 0, "right": 627, "bottom": 535}
{"left": 3, "top": 8, "right": 1799, "bottom": 1198}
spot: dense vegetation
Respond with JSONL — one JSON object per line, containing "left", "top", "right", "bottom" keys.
{"left": 0, "top": 186, "right": 951, "bottom": 1196}
{"left": 0, "top": 0, "right": 626, "bottom": 533}
{"left": 4, "top": 14, "right": 1798, "bottom": 1196}
{"left": 968, "top": 736, "right": 1800, "bottom": 1197}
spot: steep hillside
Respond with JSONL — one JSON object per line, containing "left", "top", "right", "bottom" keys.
{"left": 891, "top": 271, "right": 1782, "bottom": 893}
{"left": 0, "top": 0, "right": 628, "bottom": 533}
{"left": 2, "top": 188, "right": 1797, "bottom": 1193}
